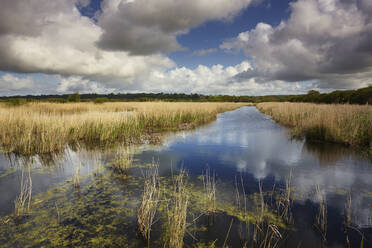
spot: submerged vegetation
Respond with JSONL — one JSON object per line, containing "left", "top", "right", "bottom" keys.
{"left": 0, "top": 155, "right": 369, "bottom": 247}
{"left": 0, "top": 102, "right": 245, "bottom": 155}
{"left": 257, "top": 102, "right": 372, "bottom": 151}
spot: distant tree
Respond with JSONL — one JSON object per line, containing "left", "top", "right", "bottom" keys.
{"left": 307, "top": 90, "right": 320, "bottom": 95}
{"left": 68, "top": 93, "right": 80, "bottom": 102}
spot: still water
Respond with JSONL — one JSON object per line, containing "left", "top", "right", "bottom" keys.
{"left": 0, "top": 106, "right": 371, "bottom": 247}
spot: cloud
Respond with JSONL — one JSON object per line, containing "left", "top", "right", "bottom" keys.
{"left": 0, "top": 74, "right": 35, "bottom": 92}
{"left": 47, "top": 60, "right": 318, "bottom": 96}
{"left": 221, "top": 0, "right": 372, "bottom": 89}
{"left": 0, "top": 0, "right": 174, "bottom": 85}
{"left": 96, "top": 0, "right": 254, "bottom": 54}
{"left": 192, "top": 48, "right": 218, "bottom": 56}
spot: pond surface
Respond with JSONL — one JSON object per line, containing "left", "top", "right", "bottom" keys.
{"left": 0, "top": 106, "right": 371, "bottom": 247}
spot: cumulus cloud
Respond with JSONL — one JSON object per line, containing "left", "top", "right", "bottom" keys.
{"left": 96, "top": 0, "right": 254, "bottom": 54}
{"left": 221, "top": 0, "right": 372, "bottom": 89}
{"left": 47, "top": 60, "right": 316, "bottom": 96}
{"left": 0, "top": 0, "right": 174, "bottom": 86}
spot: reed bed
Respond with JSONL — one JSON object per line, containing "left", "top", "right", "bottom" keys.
{"left": 256, "top": 102, "right": 372, "bottom": 150}
{"left": 0, "top": 102, "right": 245, "bottom": 155}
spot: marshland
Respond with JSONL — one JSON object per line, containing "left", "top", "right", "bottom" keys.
{"left": 0, "top": 102, "right": 371, "bottom": 248}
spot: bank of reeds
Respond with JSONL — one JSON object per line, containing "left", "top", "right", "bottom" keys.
{"left": 0, "top": 102, "right": 245, "bottom": 155}
{"left": 256, "top": 102, "right": 372, "bottom": 150}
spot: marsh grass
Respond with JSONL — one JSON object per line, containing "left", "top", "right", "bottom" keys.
{"left": 203, "top": 168, "right": 216, "bottom": 215}
{"left": 138, "top": 167, "right": 160, "bottom": 245}
{"left": 276, "top": 171, "right": 293, "bottom": 225}
{"left": 344, "top": 192, "right": 352, "bottom": 248}
{"left": 73, "top": 164, "right": 81, "bottom": 188}
{"left": 257, "top": 102, "right": 372, "bottom": 150}
{"left": 0, "top": 102, "right": 245, "bottom": 155}
{"left": 14, "top": 168, "right": 32, "bottom": 218}
{"left": 315, "top": 185, "right": 327, "bottom": 244}
{"left": 164, "top": 170, "right": 189, "bottom": 248}
{"left": 110, "top": 146, "right": 134, "bottom": 173}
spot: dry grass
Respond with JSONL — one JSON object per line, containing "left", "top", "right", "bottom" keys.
{"left": 257, "top": 102, "right": 372, "bottom": 149}
{"left": 0, "top": 102, "right": 245, "bottom": 155}
{"left": 138, "top": 167, "right": 160, "bottom": 245}
{"left": 14, "top": 168, "right": 32, "bottom": 218}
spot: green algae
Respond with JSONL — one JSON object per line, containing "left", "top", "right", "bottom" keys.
{"left": 0, "top": 165, "right": 291, "bottom": 248}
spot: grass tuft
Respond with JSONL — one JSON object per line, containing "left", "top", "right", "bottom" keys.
{"left": 138, "top": 166, "right": 160, "bottom": 245}
{"left": 14, "top": 168, "right": 32, "bottom": 218}
{"left": 164, "top": 170, "right": 189, "bottom": 248}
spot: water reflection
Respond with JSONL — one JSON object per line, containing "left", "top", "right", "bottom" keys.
{"left": 136, "top": 107, "right": 372, "bottom": 230}
{"left": 0, "top": 106, "right": 371, "bottom": 247}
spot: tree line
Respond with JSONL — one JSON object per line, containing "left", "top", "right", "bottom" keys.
{"left": 0, "top": 86, "right": 371, "bottom": 104}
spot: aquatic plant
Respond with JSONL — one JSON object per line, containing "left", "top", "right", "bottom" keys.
{"left": 276, "top": 170, "right": 293, "bottom": 225}
{"left": 202, "top": 168, "right": 216, "bottom": 215}
{"left": 14, "top": 168, "right": 32, "bottom": 218}
{"left": 164, "top": 170, "right": 189, "bottom": 248}
{"left": 138, "top": 167, "right": 160, "bottom": 245}
{"left": 73, "top": 165, "right": 81, "bottom": 188}
{"left": 257, "top": 102, "right": 372, "bottom": 151}
{"left": 315, "top": 185, "right": 327, "bottom": 244}
{"left": 0, "top": 102, "right": 245, "bottom": 155}
{"left": 111, "top": 146, "right": 134, "bottom": 173}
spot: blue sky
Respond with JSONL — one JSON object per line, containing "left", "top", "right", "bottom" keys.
{"left": 169, "top": 0, "right": 292, "bottom": 69}
{"left": 0, "top": 0, "right": 371, "bottom": 96}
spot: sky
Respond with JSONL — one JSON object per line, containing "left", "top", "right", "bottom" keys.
{"left": 0, "top": 0, "right": 371, "bottom": 96}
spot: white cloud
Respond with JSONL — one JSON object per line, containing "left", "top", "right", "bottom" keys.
{"left": 0, "top": 74, "right": 35, "bottom": 92}
{"left": 96, "top": 0, "right": 254, "bottom": 54}
{"left": 221, "top": 0, "right": 372, "bottom": 89}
